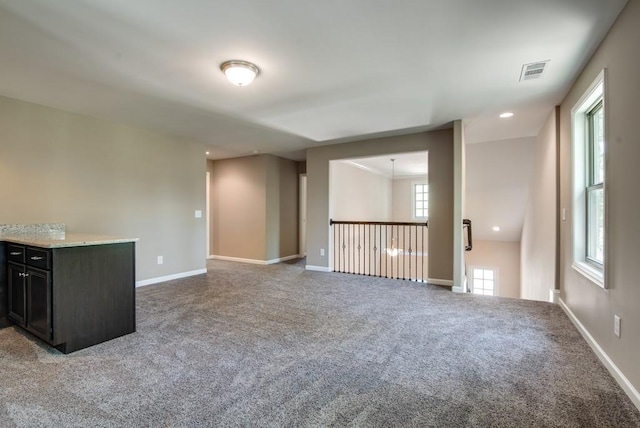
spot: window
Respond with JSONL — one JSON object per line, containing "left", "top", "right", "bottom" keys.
{"left": 413, "top": 182, "right": 428, "bottom": 219}
{"left": 586, "top": 100, "right": 604, "bottom": 265}
{"left": 571, "top": 69, "right": 606, "bottom": 288}
{"left": 471, "top": 268, "right": 495, "bottom": 296}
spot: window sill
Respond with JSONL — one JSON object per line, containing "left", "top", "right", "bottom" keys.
{"left": 572, "top": 261, "right": 605, "bottom": 289}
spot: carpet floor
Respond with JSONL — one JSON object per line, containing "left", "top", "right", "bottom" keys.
{"left": 0, "top": 259, "right": 639, "bottom": 427}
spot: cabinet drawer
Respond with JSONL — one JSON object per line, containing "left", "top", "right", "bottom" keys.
{"left": 26, "top": 247, "right": 51, "bottom": 270}
{"left": 7, "top": 244, "right": 26, "bottom": 263}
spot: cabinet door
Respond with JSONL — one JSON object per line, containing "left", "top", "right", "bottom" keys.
{"left": 26, "top": 268, "right": 52, "bottom": 341}
{"left": 7, "top": 263, "right": 26, "bottom": 325}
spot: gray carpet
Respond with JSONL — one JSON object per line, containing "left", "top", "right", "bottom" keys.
{"left": 1, "top": 259, "right": 639, "bottom": 427}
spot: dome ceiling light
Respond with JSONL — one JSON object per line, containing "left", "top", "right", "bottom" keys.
{"left": 220, "top": 60, "right": 259, "bottom": 86}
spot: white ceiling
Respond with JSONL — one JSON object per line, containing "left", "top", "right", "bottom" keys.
{"left": 0, "top": 0, "right": 627, "bottom": 159}
{"left": 341, "top": 152, "right": 428, "bottom": 178}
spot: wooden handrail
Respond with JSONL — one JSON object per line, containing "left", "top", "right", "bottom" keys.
{"left": 330, "top": 219, "right": 428, "bottom": 227}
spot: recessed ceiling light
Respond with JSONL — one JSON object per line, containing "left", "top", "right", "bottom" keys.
{"left": 220, "top": 60, "right": 259, "bottom": 86}
{"left": 492, "top": 226, "right": 501, "bottom": 232}
{"left": 499, "top": 112, "right": 514, "bottom": 118}
{"left": 205, "top": 151, "right": 210, "bottom": 155}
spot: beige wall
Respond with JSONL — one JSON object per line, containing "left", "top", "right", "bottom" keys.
{"left": 330, "top": 161, "right": 392, "bottom": 221}
{"left": 206, "top": 159, "right": 215, "bottom": 256}
{"left": 466, "top": 240, "right": 520, "bottom": 299}
{"left": 210, "top": 154, "right": 299, "bottom": 262}
{"left": 210, "top": 156, "right": 267, "bottom": 260}
{"left": 307, "top": 130, "right": 453, "bottom": 281}
{"left": 0, "top": 95, "right": 206, "bottom": 281}
{"left": 520, "top": 109, "right": 558, "bottom": 301}
{"left": 559, "top": 0, "right": 640, "bottom": 396}
{"left": 266, "top": 155, "right": 299, "bottom": 260}
{"left": 391, "top": 176, "right": 428, "bottom": 222}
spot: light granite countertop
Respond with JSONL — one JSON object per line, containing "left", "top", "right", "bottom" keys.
{"left": 1, "top": 233, "right": 138, "bottom": 249}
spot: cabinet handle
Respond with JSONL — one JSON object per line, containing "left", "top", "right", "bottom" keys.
{"left": 10, "top": 252, "right": 22, "bottom": 256}
{"left": 30, "top": 256, "right": 44, "bottom": 261}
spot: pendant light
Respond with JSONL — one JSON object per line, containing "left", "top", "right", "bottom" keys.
{"left": 387, "top": 158, "right": 399, "bottom": 257}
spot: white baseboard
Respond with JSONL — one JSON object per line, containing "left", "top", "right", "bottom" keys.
{"left": 452, "top": 276, "right": 468, "bottom": 293}
{"left": 559, "top": 298, "right": 640, "bottom": 411}
{"left": 136, "top": 268, "right": 207, "bottom": 288}
{"left": 210, "top": 254, "right": 300, "bottom": 265}
{"left": 266, "top": 254, "right": 299, "bottom": 264}
{"left": 305, "top": 265, "right": 332, "bottom": 272}
{"left": 429, "top": 278, "right": 454, "bottom": 287}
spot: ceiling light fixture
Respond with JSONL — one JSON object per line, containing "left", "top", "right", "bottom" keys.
{"left": 492, "top": 226, "right": 501, "bottom": 232}
{"left": 220, "top": 60, "right": 259, "bottom": 86}
{"left": 499, "top": 112, "right": 514, "bottom": 118}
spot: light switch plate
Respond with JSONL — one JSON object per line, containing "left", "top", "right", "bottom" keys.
{"left": 195, "top": 210, "right": 202, "bottom": 218}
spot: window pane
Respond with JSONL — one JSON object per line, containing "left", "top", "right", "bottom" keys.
{"left": 472, "top": 268, "right": 496, "bottom": 296}
{"left": 414, "top": 183, "right": 428, "bottom": 218}
{"left": 591, "top": 104, "right": 604, "bottom": 185}
{"left": 587, "top": 187, "right": 604, "bottom": 264}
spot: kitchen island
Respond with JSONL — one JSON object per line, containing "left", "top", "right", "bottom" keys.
{"left": 0, "top": 224, "right": 138, "bottom": 353}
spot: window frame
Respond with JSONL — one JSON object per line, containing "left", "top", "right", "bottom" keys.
{"left": 411, "top": 180, "right": 429, "bottom": 221}
{"left": 571, "top": 69, "right": 607, "bottom": 288}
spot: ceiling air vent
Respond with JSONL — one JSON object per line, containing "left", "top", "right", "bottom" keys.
{"left": 520, "top": 60, "right": 549, "bottom": 82}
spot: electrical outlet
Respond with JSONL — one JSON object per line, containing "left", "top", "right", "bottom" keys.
{"left": 614, "top": 315, "right": 621, "bottom": 337}
{"left": 157, "top": 256, "right": 164, "bottom": 265}
{"left": 320, "top": 248, "right": 325, "bottom": 257}
{"left": 195, "top": 210, "right": 202, "bottom": 218}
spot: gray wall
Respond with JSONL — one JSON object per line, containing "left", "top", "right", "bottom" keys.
{"left": 210, "top": 156, "right": 267, "bottom": 260}
{"left": 306, "top": 130, "right": 454, "bottom": 281}
{"left": 520, "top": 108, "right": 558, "bottom": 301}
{"left": 266, "top": 155, "right": 299, "bottom": 260}
{"left": 0, "top": 95, "right": 206, "bottom": 281}
{"left": 209, "top": 154, "right": 299, "bottom": 261}
{"left": 559, "top": 0, "right": 640, "bottom": 395}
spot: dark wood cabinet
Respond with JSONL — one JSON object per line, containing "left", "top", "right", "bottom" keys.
{"left": 0, "top": 243, "right": 7, "bottom": 327}
{"left": 8, "top": 260, "right": 51, "bottom": 341}
{"left": 7, "top": 262, "right": 26, "bottom": 325}
{"left": 4, "top": 241, "right": 135, "bottom": 353}
{"left": 26, "top": 267, "right": 52, "bottom": 341}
